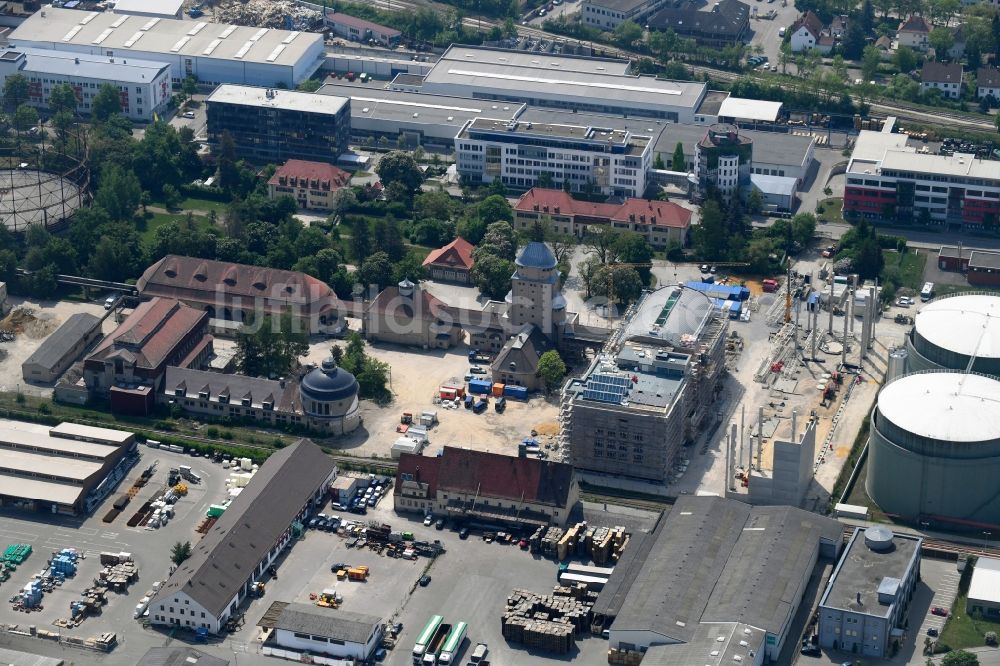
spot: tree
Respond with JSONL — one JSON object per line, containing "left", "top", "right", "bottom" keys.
{"left": 235, "top": 314, "right": 309, "bottom": 378}
{"left": 48, "top": 83, "right": 78, "bottom": 115}
{"left": 415, "top": 190, "right": 458, "bottom": 221}
{"left": 536, "top": 171, "right": 555, "bottom": 188}
{"left": 747, "top": 188, "right": 764, "bottom": 215}
{"left": 612, "top": 232, "right": 654, "bottom": 284}
{"left": 359, "top": 251, "right": 394, "bottom": 291}
{"left": 894, "top": 46, "right": 918, "bottom": 74}
{"left": 862, "top": 45, "right": 882, "bottom": 82}
{"left": 12, "top": 104, "right": 38, "bottom": 133}
{"left": 217, "top": 130, "right": 240, "bottom": 194}
{"left": 612, "top": 20, "right": 643, "bottom": 49}
{"left": 3, "top": 74, "right": 27, "bottom": 110}
{"left": 331, "top": 188, "right": 357, "bottom": 216}
{"left": 929, "top": 26, "right": 955, "bottom": 56}
{"left": 578, "top": 255, "right": 602, "bottom": 298}
{"left": 393, "top": 251, "right": 428, "bottom": 284}
{"left": 843, "top": 21, "right": 866, "bottom": 60}
{"left": 671, "top": 141, "right": 687, "bottom": 172}
{"left": 941, "top": 651, "right": 980, "bottom": 666}
{"left": 170, "top": 541, "right": 192, "bottom": 566}
{"left": 471, "top": 254, "right": 515, "bottom": 299}
{"left": 653, "top": 153, "right": 665, "bottom": 170}
{"left": 94, "top": 164, "right": 141, "bottom": 222}
{"left": 478, "top": 194, "right": 513, "bottom": 225}
{"left": 350, "top": 219, "right": 372, "bottom": 262}
{"left": 181, "top": 75, "right": 199, "bottom": 101}
{"left": 996, "top": 110, "right": 1000, "bottom": 133}
{"left": 592, "top": 265, "right": 643, "bottom": 306}
{"left": 457, "top": 217, "right": 487, "bottom": 244}
{"left": 693, "top": 200, "right": 727, "bottom": 259}
{"left": 537, "top": 350, "right": 567, "bottom": 392}
{"left": 475, "top": 220, "right": 517, "bottom": 262}
{"left": 375, "top": 151, "right": 423, "bottom": 192}
{"left": 91, "top": 83, "right": 122, "bottom": 122}
{"left": 583, "top": 227, "right": 622, "bottom": 264}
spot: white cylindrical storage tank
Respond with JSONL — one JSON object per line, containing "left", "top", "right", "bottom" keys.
{"left": 866, "top": 371, "right": 1000, "bottom": 526}
{"left": 906, "top": 294, "right": 1000, "bottom": 376}
{"left": 886, "top": 347, "right": 909, "bottom": 383}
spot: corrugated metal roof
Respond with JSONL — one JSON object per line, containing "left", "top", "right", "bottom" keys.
{"left": 267, "top": 602, "right": 381, "bottom": 643}
{"left": 22, "top": 312, "right": 101, "bottom": 371}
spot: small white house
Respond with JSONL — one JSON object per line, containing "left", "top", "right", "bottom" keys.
{"left": 789, "top": 11, "right": 824, "bottom": 52}
{"left": 978, "top": 67, "right": 1000, "bottom": 99}
{"left": 921, "top": 61, "right": 964, "bottom": 99}
{"left": 265, "top": 603, "right": 384, "bottom": 661}
{"left": 897, "top": 15, "right": 932, "bottom": 51}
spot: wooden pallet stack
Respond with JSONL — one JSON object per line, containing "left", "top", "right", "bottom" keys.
{"left": 539, "top": 527, "right": 564, "bottom": 557}
{"left": 608, "top": 647, "right": 645, "bottom": 665}
{"left": 501, "top": 587, "right": 594, "bottom": 654}
{"left": 96, "top": 560, "right": 138, "bottom": 591}
{"left": 591, "top": 525, "right": 627, "bottom": 565}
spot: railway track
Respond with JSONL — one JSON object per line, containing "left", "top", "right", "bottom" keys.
{"left": 841, "top": 525, "right": 1000, "bottom": 559}
{"left": 580, "top": 489, "right": 674, "bottom": 513}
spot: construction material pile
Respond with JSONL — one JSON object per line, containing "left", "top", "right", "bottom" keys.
{"left": 501, "top": 585, "right": 596, "bottom": 654}
{"left": 1, "top": 543, "right": 31, "bottom": 565}
{"left": 529, "top": 522, "right": 629, "bottom": 564}
{"left": 608, "top": 646, "right": 645, "bottom": 665}
{"left": 97, "top": 553, "right": 137, "bottom": 591}
{"left": 214, "top": 0, "right": 321, "bottom": 29}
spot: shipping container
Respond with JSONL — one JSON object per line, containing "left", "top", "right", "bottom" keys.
{"left": 492, "top": 383, "right": 505, "bottom": 397}
{"left": 468, "top": 379, "right": 492, "bottom": 394}
{"left": 503, "top": 385, "right": 529, "bottom": 400}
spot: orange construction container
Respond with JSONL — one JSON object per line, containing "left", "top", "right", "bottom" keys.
{"left": 441, "top": 384, "right": 465, "bottom": 398}
{"left": 492, "top": 383, "right": 505, "bottom": 397}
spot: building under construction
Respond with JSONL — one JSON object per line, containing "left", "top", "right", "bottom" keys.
{"left": 560, "top": 286, "right": 728, "bottom": 483}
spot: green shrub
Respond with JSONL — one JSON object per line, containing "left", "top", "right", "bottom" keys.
{"left": 205, "top": 426, "right": 219, "bottom": 438}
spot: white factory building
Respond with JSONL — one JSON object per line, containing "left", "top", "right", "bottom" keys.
{"left": 421, "top": 46, "right": 709, "bottom": 123}
{"left": 456, "top": 117, "right": 653, "bottom": 197}
{"left": 0, "top": 47, "right": 171, "bottom": 121}
{"left": 112, "top": 0, "right": 183, "bottom": 19}
{"left": 9, "top": 7, "right": 324, "bottom": 88}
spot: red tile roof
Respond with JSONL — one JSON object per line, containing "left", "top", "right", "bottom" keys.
{"left": 366, "top": 284, "right": 451, "bottom": 321}
{"left": 422, "top": 237, "right": 475, "bottom": 271}
{"left": 612, "top": 198, "right": 692, "bottom": 229}
{"left": 393, "top": 447, "right": 575, "bottom": 507}
{"left": 87, "top": 298, "right": 208, "bottom": 371}
{"left": 898, "top": 15, "right": 931, "bottom": 33}
{"left": 515, "top": 188, "right": 692, "bottom": 230}
{"left": 790, "top": 11, "right": 823, "bottom": 38}
{"left": 268, "top": 159, "right": 350, "bottom": 191}
{"left": 325, "top": 9, "right": 402, "bottom": 37}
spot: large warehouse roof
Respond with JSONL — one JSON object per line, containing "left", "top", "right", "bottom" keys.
{"left": 878, "top": 372, "right": 1000, "bottom": 443}
{"left": 969, "top": 556, "right": 1000, "bottom": 605}
{"left": 717, "top": 97, "right": 782, "bottom": 122}
{"left": 206, "top": 85, "right": 348, "bottom": 114}
{"left": 3, "top": 47, "right": 168, "bottom": 84}
{"left": 22, "top": 312, "right": 101, "bottom": 372}
{"left": 439, "top": 45, "right": 632, "bottom": 76}
{"left": 11, "top": 7, "right": 320, "bottom": 68}
{"left": 915, "top": 294, "right": 1000, "bottom": 361}
{"left": 0, "top": 420, "right": 123, "bottom": 460}
{"left": 598, "top": 496, "right": 841, "bottom": 641}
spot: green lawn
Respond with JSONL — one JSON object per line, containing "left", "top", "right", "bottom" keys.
{"left": 151, "top": 196, "right": 228, "bottom": 214}
{"left": 881, "top": 249, "right": 927, "bottom": 292}
{"left": 815, "top": 197, "right": 845, "bottom": 225}
{"left": 940, "top": 580, "right": 1000, "bottom": 650}
{"left": 138, "top": 211, "right": 215, "bottom": 246}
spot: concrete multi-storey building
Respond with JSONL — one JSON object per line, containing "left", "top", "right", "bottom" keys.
{"left": 844, "top": 130, "right": 1000, "bottom": 229}
{"left": 562, "top": 286, "right": 727, "bottom": 483}
{"left": 206, "top": 85, "right": 350, "bottom": 164}
{"left": 695, "top": 124, "right": 753, "bottom": 202}
{"left": 456, "top": 118, "right": 652, "bottom": 198}
{"left": 581, "top": 0, "right": 667, "bottom": 30}
{"left": 818, "top": 527, "right": 921, "bottom": 658}
{"left": 9, "top": 7, "right": 324, "bottom": 87}
{"left": 0, "top": 47, "right": 171, "bottom": 122}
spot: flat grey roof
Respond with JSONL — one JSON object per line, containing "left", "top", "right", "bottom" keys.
{"left": 752, "top": 173, "right": 798, "bottom": 196}
{"left": 269, "top": 602, "right": 381, "bottom": 643}
{"left": 0, "top": 647, "right": 64, "bottom": 666}
{"left": 0, "top": 420, "right": 122, "bottom": 459}
{"left": 970, "top": 250, "right": 1000, "bottom": 270}
{"left": 22, "top": 312, "right": 101, "bottom": 372}
{"left": 642, "top": 622, "right": 765, "bottom": 666}
{"left": 49, "top": 421, "right": 134, "bottom": 446}
{"left": 138, "top": 647, "right": 228, "bottom": 666}
{"left": 462, "top": 117, "right": 632, "bottom": 144}
{"left": 602, "top": 496, "right": 841, "bottom": 640}
{"left": 585, "top": 0, "right": 653, "bottom": 13}
{"left": 819, "top": 527, "right": 920, "bottom": 616}
{"left": 11, "top": 6, "right": 321, "bottom": 68}
{"left": 113, "top": 0, "right": 183, "bottom": 16}
{"left": 318, "top": 83, "right": 523, "bottom": 127}
{"left": 425, "top": 46, "right": 706, "bottom": 111}
{"left": 6, "top": 47, "right": 168, "bottom": 83}
{"left": 208, "top": 85, "right": 348, "bottom": 114}
{"left": 0, "top": 475, "right": 84, "bottom": 506}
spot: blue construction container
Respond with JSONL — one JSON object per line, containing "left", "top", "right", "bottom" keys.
{"left": 685, "top": 281, "right": 750, "bottom": 302}
{"left": 51, "top": 555, "right": 77, "bottom": 576}
{"left": 503, "top": 385, "right": 529, "bottom": 400}
{"left": 468, "top": 379, "right": 492, "bottom": 395}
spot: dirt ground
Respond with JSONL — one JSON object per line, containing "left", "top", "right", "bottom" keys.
{"left": 0, "top": 297, "right": 111, "bottom": 397}
{"left": 305, "top": 336, "right": 561, "bottom": 458}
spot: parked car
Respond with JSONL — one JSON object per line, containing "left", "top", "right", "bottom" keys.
{"left": 435, "top": 518, "right": 446, "bottom": 530}
{"left": 800, "top": 644, "right": 821, "bottom": 656}
{"left": 424, "top": 515, "right": 434, "bottom": 526}
{"left": 104, "top": 294, "right": 118, "bottom": 310}
{"left": 927, "top": 627, "right": 939, "bottom": 637}
{"left": 931, "top": 606, "right": 949, "bottom": 617}
{"left": 418, "top": 575, "right": 432, "bottom": 587}
{"left": 182, "top": 110, "right": 195, "bottom": 119}
{"left": 896, "top": 296, "right": 914, "bottom": 307}
{"left": 459, "top": 527, "right": 470, "bottom": 539}
{"left": 470, "top": 366, "right": 486, "bottom": 374}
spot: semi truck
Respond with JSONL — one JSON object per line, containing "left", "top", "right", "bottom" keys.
{"left": 413, "top": 615, "right": 444, "bottom": 663}
{"left": 421, "top": 621, "right": 452, "bottom": 665}
{"left": 437, "top": 621, "right": 467, "bottom": 665}
{"left": 468, "top": 642, "right": 488, "bottom": 664}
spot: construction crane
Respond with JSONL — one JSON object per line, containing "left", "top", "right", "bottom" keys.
{"left": 785, "top": 262, "right": 793, "bottom": 324}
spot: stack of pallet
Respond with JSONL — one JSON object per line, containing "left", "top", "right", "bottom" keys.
{"left": 591, "top": 526, "right": 627, "bottom": 565}
{"left": 97, "top": 559, "right": 138, "bottom": 591}
{"left": 556, "top": 524, "right": 581, "bottom": 561}
{"left": 553, "top": 583, "right": 598, "bottom": 604}
{"left": 501, "top": 587, "right": 595, "bottom": 654}
{"left": 608, "top": 647, "right": 645, "bottom": 665}
{"left": 539, "top": 527, "right": 565, "bottom": 557}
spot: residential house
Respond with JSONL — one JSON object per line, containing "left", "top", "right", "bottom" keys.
{"left": 949, "top": 25, "right": 967, "bottom": 60}
{"left": 421, "top": 237, "right": 475, "bottom": 284}
{"left": 267, "top": 160, "right": 351, "bottom": 212}
{"left": 789, "top": 11, "right": 824, "bottom": 52}
{"left": 921, "top": 61, "right": 964, "bottom": 99}
{"left": 978, "top": 67, "right": 1000, "bottom": 99}
{"left": 490, "top": 324, "right": 552, "bottom": 392}
{"left": 897, "top": 15, "right": 932, "bottom": 51}
{"left": 875, "top": 35, "right": 893, "bottom": 52}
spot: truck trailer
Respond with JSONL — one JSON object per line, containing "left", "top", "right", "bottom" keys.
{"left": 421, "top": 622, "right": 452, "bottom": 665}
{"left": 438, "top": 621, "right": 467, "bottom": 665}
{"left": 413, "top": 615, "right": 444, "bottom": 663}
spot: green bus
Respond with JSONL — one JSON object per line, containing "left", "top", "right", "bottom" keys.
{"left": 412, "top": 614, "right": 444, "bottom": 663}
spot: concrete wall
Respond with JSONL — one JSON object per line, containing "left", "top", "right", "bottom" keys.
{"left": 274, "top": 625, "right": 380, "bottom": 661}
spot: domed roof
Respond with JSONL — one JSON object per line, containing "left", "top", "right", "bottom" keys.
{"left": 300, "top": 357, "right": 359, "bottom": 402}
{"left": 516, "top": 242, "right": 557, "bottom": 270}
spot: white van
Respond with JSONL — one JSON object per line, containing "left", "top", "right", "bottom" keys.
{"left": 778, "top": 26, "right": 786, "bottom": 37}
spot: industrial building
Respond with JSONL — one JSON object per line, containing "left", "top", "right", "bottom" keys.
{"left": 746, "top": 414, "right": 817, "bottom": 507}
{"left": 513, "top": 188, "right": 692, "bottom": 248}
{"left": 595, "top": 495, "right": 842, "bottom": 661}
{"left": 138, "top": 647, "right": 227, "bottom": 666}
{"left": 393, "top": 447, "right": 579, "bottom": 527}
{"left": 581, "top": 0, "right": 667, "bottom": 30}
{"left": 967, "top": 556, "right": 1000, "bottom": 618}
{"left": 968, "top": 250, "right": 1000, "bottom": 287}
{"left": 112, "top": 0, "right": 183, "bottom": 19}
{"left": 318, "top": 83, "right": 524, "bottom": 149}
{"left": 902, "top": 293, "right": 1000, "bottom": 377}
{"left": 562, "top": 285, "right": 728, "bottom": 483}
{"left": 137, "top": 255, "right": 344, "bottom": 337}
{"left": 818, "top": 527, "right": 922, "bottom": 658}
{"left": 9, "top": 7, "right": 324, "bottom": 87}
{"left": 866, "top": 370, "right": 1000, "bottom": 526}
{"left": 696, "top": 123, "right": 753, "bottom": 202}
{"left": 206, "top": 85, "right": 351, "bottom": 164}
{"left": 83, "top": 297, "right": 213, "bottom": 414}
{"left": 323, "top": 10, "right": 400, "bottom": 48}
{"left": 161, "top": 360, "right": 361, "bottom": 436}
{"left": 0, "top": 420, "right": 136, "bottom": 515}
{"left": 21, "top": 312, "right": 102, "bottom": 384}
{"left": 260, "top": 602, "right": 383, "bottom": 661}
{"left": 845, "top": 129, "right": 1000, "bottom": 229}
{"left": 0, "top": 47, "right": 171, "bottom": 122}
{"left": 151, "top": 439, "right": 336, "bottom": 634}
{"left": 267, "top": 160, "right": 350, "bottom": 212}
{"left": 421, "top": 46, "right": 709, "bottom": 123}
{"left": 456, "top": 117, "right": 653, "bottom": 198}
